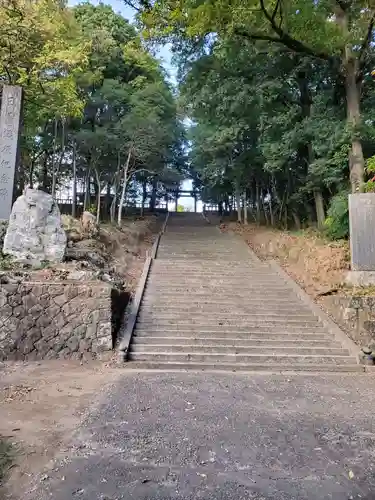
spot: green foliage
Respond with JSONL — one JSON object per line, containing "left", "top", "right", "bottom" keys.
{"left": 0, "top": 0, "right": 89, "bottom": 131}
{"left": 177, "top": 204, "right": 185, "bottom": 212}
{"left": 0, "top": 1, "right": 184, "bottom": 222}
{"left": 127, "top": 0, "right": 375, "bottom": 228}
{"left": 0, "top": 437, "right": 13, "bottom": 487}
{"left": 87, "top": 204, "right": 97, "bottom": 215}
{"left": 364, "top": 155, "right": 375, "bottom": 192}
{"left": 324, "top": 191, "right": 349, "bottom": 240}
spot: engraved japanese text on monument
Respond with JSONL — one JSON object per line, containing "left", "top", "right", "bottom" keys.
{"left": 0, "top": 85, "right": 22, "bottom": 220}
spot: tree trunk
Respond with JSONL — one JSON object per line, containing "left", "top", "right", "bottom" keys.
{"left": 256, "top": 183, "right": 261, "bottom": 225}
{"left": 72, "top": 140, "right": 77, "bottom": 218}
{"left": 346, "top": 61, "right": 365, "bottom": 192}
{"left": 149, "top": 178, "right": 157, "bottom": 211}
{"left": 141, "top": 177, "right": 147, "bottom": 217}
{"left": 242, "top": 192, "right": 248, "bottom": 224}
{"left": 110, "top": 178, "right": 118, "bottom": 224}
{"left": 110, "top": 152, "right": 121, "bottom": 224}
{"left": 94, "top": 167, "right": 101, "bottom": 224}
{"left": 29, "top": 160, "right": 34, "bottom": 189}
{"left": 306, "top": 203, "right": 315, "bottom": 226}
{"left": 335, "top": 5, "right": 365, "bottom": 192}
{"left": 118, "top": 148, "right": 132, "bottom": 226}
{"left": 235, "top": 181, "right": 242, "bottom": 223}
{"left": 268, "top": 189, "right": 275, "bottom": 226}
{"left": 297, "top": 68, "right": 327, "bottom": 223}
{"left": 42, "top": 151, "right": 49, "bottom": 190}
{"left": 17, "top": 163, "right": 25, "bottom": 197}
{"left": 314, "top": 190, "right": 325, "bottom": 230}
{"left": 83, "top": 168, "right": 91, "bottom": 212}
{"left": 292, "top": 211, "right": 301, "bottom": 230}
{"left": 262, "top": 193, "right": 269, "bottom": 225}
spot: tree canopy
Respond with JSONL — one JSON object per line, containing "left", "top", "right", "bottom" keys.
{"left": 125, "top": 0, "right": 375, "bottom": 235}
{"left": 0, "top": 0, "right": 185, "bottom": 223}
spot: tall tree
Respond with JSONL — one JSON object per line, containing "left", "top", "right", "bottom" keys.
{"left": 127, "top": 0, "right": 375, "bottom": 193}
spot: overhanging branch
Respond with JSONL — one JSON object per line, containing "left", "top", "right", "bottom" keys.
{"left": 233, "top": 28, "right": 331, "bottom": 61}
{"left": 123, "top": 0, "right": 152, "bottom": 12}
{"left": 255, "top": 0, "right": 331, "bottom": 61}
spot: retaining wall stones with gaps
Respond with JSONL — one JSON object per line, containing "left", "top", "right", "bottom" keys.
{"left": 321, "top": 295, "right": 375, "bottom": 348}
{"left": 0, "top": 282, "right": 117, "bottom": 361}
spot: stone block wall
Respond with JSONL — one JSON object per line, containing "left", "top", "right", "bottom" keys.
{"left": 0, "top": 282, "right": 114, "bottom": 361}
{"left": 321, "top": 295, "right": 375, "bottom": 348}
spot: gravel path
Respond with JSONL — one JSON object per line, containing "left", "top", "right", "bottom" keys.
{"left": 21, "top": 371, "right": 375, "bottom": 500}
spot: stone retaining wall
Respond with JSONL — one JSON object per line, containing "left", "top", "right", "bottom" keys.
{"left": 321, "top": 295, "right": 375, "bottom": 348}
{"left": 0, "top": 282, "right": 115, "bottom": 361}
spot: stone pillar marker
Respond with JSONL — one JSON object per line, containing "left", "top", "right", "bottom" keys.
{"left": 0, "top": 85, "right": 22, "bottom": 220}
{"left": 346, "top": 193, "right": 375, "bottom": 286}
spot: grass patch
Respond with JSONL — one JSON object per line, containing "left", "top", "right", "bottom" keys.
{"left": 0, "top": 437, "right": 14, "bottom": 487}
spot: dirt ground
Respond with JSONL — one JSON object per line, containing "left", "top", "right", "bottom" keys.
{"left": 222, "top": 222, "right": 349, "bottom": 297}
{"left": 0, "top": 214, "right": 163, "bottom": 498}
{"left": 0, "top": 360, "right": 124, "bottom": 498}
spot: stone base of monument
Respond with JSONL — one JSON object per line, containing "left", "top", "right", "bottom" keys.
{"left": 346, "top": 193, "right": 375, "bottom": 286}
{"left": 345, "top": 271, "right": 375, "bottom": 287}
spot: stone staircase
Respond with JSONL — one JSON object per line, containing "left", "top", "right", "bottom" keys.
{"left": 127, "top": 213, "right": 361, "bottom": 372}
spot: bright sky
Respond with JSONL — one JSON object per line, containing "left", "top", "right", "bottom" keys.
{"left": 68, "top": 0, "right": 200, "bottom": 211}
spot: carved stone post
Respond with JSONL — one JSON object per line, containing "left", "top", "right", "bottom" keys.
{"left": 0, "top": 85, "right": 22, "bottom": 220}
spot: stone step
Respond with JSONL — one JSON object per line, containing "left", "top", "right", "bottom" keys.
{"left": 128, "top": 352, "right": 357, "bottom": 365}
{"left": 133, "top": 329, "right": 332, "bottom": 339}
{"left": 146, "top": 277, "right": 285, "bottom": 285}
{"left": 150, "top": 267, "right": 271, "bottom": 272}
{"left": 139, "top": 305, "right": 312, "bottom": 314}
{"left": 126, "top": 361, "right": 363, "bottom": 373}
{"left": 158, "top": 243, "right": 235, "bottom": 246}
{"left": 130, "top": 344, "right": 349, "bottom": 356}
{"left": 140, "top": 301, "right": 305, "bottom": 309}
{"left": 137, "top": 312, "right": 320, "bottom": 322}
{"left": 157, "top": 250, "right": 241, "bottom": 254}
{"left": 143, "top": 295, "right": 302, "bottom": 303}
{"left": 157, "top": 245, "right": 246, "bottom": 249}
{"left": 159, "top": 241, "right": 236, "bottom": 244}
{"left": 149, "top": 268, "right": 274, "bottom": 274}
{"left": 156, "top": 254, "right": 248, "bottom": 259}
{"left": 147, "top": 283, "right": 284, "bottom": 289}
{"left": 134, "top": 324, "right": 328, "bottom": 333}
{"left": 158, "top": 250, "right": 243, "bottom": 254}
{"left": 151, "top": 262, "right": 263, "bottom": 268}
{"left": 149, "top": 275, "right": 276, "bottom": 281}
{"left": 140, "top": 298, "right": 304, "bottom": 306}
{"left": 146, "top": 281, "right": 286, "bottom": 288}
{"left": 136, "top": 314, "right": 322, "bottom": 325}
{"left": 131, "top": 336, "right": 340, "bottom": 347}
{"left": 145, "top": 286, "right": 296, "bottom": 294}
{"left": 152, "top": 265, "right": 263, "bottom": 270}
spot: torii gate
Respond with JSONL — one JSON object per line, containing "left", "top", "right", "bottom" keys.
{"left": 166, "top": 189, "right": 199, "bottom": 212}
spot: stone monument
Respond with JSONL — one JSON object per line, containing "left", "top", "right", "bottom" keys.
{"left": 0, "top": 85, "right": 22, "bottom": 220}
{"left": 3, "top": 188, "right": 67, "bottom": 264}
{"left": 346, "top": 193, "right": 375, "bottom": 286}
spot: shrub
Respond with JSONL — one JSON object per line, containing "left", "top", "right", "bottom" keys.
{"left": 324, "top": 191, "right": 349, "bottom": 240}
